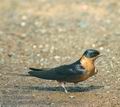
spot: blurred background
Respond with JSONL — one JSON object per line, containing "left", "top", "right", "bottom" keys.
{"left": 0, "top": 0, "right": 120, "bottom": 106}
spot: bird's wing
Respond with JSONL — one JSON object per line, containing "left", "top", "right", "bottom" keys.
{"left": 53, "top": 63, "right": 85, "bottom": 80}
{"left": 28, "top": 60, "right": 85, "bottom": 81}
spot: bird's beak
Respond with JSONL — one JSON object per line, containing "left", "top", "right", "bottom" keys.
{"left": 96, "top": 54, "right": 104, "bottom": 59}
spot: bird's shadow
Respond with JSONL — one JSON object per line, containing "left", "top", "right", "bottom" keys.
{"left": 7, "top": 73, "right": 103, "bottom": 92}
{"left": 15, "top": 85, "right": 104, "bottom": 93}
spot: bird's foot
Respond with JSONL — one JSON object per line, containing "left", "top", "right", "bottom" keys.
{"left": 61, "top": 82, "right": 68, "bottom": 93}
{"left": 64, "top": 88, "right": 68, "bottom": 93}
{"left": 94, "top": 69, "right": 98, "bottom": 75}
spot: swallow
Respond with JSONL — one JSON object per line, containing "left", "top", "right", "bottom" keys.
{"left": 28, "top": 49, "right": 101, "bottom": 93}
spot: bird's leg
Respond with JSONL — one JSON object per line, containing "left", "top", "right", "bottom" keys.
{"left": 94, "top": 68, "right": 98, "bottom": 75}
{"left": 61, "top": 82, "right": 68, "bottom": 93}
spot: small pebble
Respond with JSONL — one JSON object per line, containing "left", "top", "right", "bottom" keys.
{"left": 34, "top": 21, "right": 39, "bottom": 26}
{"left": 21, "top": 22, "right": 26, "bottom": 27}
{"left": 39, "top": 45, "right": 43, "bottom": 48}
{"left": 112, "top": 56, "right": 115, "bottom": 59}
{"left": 32, "top": 94, "right": 36, "bottom": 97}
{"left": 33, "top": 45, "right": 37, "bottom": 49}
{"left": 54, "top": 56, "right": 60, "bottom": 61}
{"left": 0, "top": 48, "right": 4, "bottom": 52}
{"left": 21, "top": 15, "right": 27, "bottom": 20}
{"left": 8, "top": 54, "right": 13, "bottom": 57}
{"left": 92, "top": 44, "right": 96, "bottom": 48}
{"left": 69, "top": 95, "right": 75, "bottom": 99}
{"left": 40, "top": 63, "right": 44, "bottom": 66}
{"left": 0, "top": 59, "right": 5, "bottom": 64}
{"left": 37, "top": 54, "right": 40, "bottom": 57}
{"left": 58, "top": 28, "right": 65, "bottom": 32}
{"left": 50, "top": 46, "right": 55, "bottom": 53}
{"left": 78, "top": 20, "right": 89, "bottom": 28}
{"left": 20, "top": 60, "right": 23, "bottom": 63}
{"left": 106, "top": 91, "right": 110, "bottom": 93}
{"left": 21, "top": 33, "right": 27, "bottom": 38}
{"left": 106, "top": 49, "right": 110, "bottom": 52}
{"left": 99, "top": 47, "right": 104, "bottom": 50}
{"left": 41, "top": 29, "right": 46, "bottom": 34}
{"left": 42, "top": 48, "right": 49, "bottom": 52}
{"left": 64, "top": 56, "right": 71, "bottom": 60}
{"left": 117, "top": 61, "right": 120, "bottom": 64}
{"left": 40, "top": 58, "right": 44, "bottom": 62}
{"left": 117, "top": 78, "right": 120, "bottom": 81}
{"left": 105, "top": 19, "right": 111, "bottom": 24}
{"left": 0, "top": 31, "right": 3, "bottom": 34}
{"left": 24, "top": 67, "right": 28, "bottom": 70}
{"left": 50, "top": 103, "right": 54, "bottom": 105}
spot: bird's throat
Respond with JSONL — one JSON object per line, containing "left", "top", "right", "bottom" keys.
{"left": 80, "top": 56, "right": 95, "bottom": 74}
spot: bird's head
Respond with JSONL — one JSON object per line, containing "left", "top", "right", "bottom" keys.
{"left": 82, "top": 49, "right": 101, "bottom": 61}
{"left": 80, "top": 49, "right": 101, "bottom": 71}
{"left": 83, "top": 49, "right": 100, "bottom": 58}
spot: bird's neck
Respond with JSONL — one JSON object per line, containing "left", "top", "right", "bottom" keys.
{"left": 80, "top": 56, "right": 95, "bottom": 72}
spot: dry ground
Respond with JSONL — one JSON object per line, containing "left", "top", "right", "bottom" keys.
{"left": 0, "top": 0, "right": 120, "bottom": 107}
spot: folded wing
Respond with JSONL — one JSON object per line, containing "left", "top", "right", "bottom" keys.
{"left": 28, "top": 60, "right": 85, "bottom": 81}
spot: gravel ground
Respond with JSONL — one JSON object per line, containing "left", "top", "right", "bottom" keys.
{"left": 0, "top": 0, "right": 120, "bottom": 107}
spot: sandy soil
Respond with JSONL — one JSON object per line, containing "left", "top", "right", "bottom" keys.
{"left": 0, "top": 0, "right": 120, "bottom": 107}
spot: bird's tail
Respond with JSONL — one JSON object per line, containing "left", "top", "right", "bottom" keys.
{"left": 29, "top": 68, "right": 44, "bottom": 71}
{"left": 28, "top": 68, "right": 56, "bottom": 80}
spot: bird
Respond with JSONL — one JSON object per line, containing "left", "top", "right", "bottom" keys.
{"left": 28, "top": 49, "right": 101, "bottom": 93}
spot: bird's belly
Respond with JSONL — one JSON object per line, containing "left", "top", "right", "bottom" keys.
{"left": 57, "top": 69, "right": 96, "bottom": 83}
{"left": 65, "top": 71, "right": 95, "bottom": 83}
{"left": 76, "top": 75, "right": 91, "bottom": 82}
{"left": 60, "top": 75, "right": 86, "bottom": 83}
{"left": 69, "top": 75, "right": 90, "bottom": 83}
